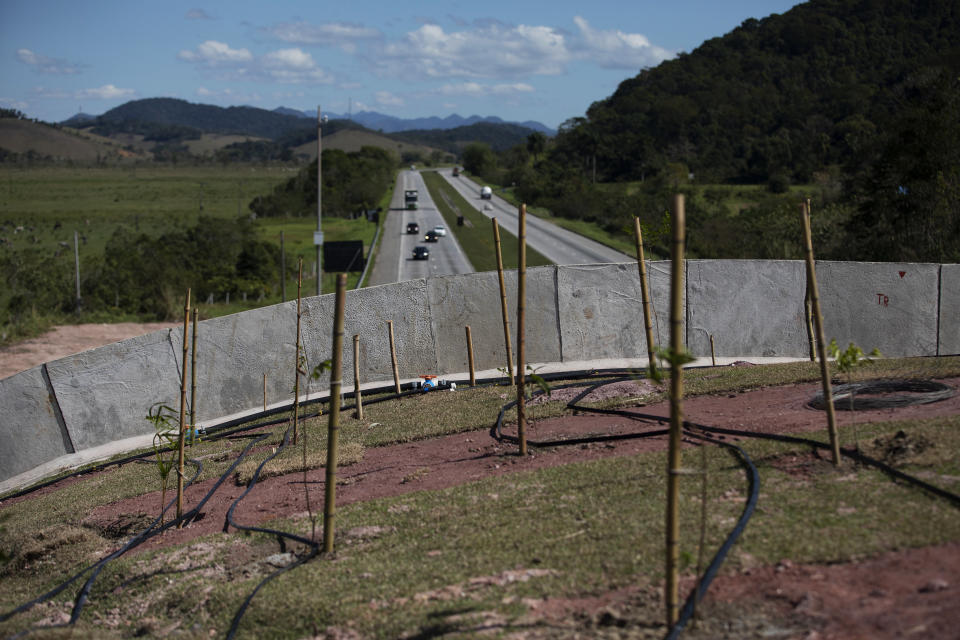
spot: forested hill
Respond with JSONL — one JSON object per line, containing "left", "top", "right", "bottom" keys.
{"left": 554, "top": 0, "right": 960, "bottom": 184}
{"left": 392, "top": 121, "right": 541, "bottom": 153}
{"left": 87, "top": 98, "right": 320, "bottom": 140}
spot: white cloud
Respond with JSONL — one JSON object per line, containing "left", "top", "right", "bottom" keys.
{"left": 262, "top": 48, "right": 315, "bottom": 70}
{"left": 76, "top": 85, "right": 136, "bottom": 100}
{"left": 179, "top": 41, "right": 332, "bottom": 84}
{"left": 196, "top": 87, "right": 261, "bottom": 102}
{"left": 380, "top": 22, "right": 570, "bottom": 79}
{"left": 375, "top": 91, "right": 404, "bottom": 107}
{"left": 16, "top": 48, "right": 83, "bottom": 75}
{"left": 185, "top": 9, "right": 213, "bottom": 20}
{"left": 0, "top": 97, "right": 29, "bottom": 111}
{"left": 571, "top": 16, "right": 673, "bottom": 69}
{"left": 438, "top": 82, "right": 534, "bottom": 97}
{"left": 178, "top": 40, "right": 252, "bottom": 65}
{"left": 264, "top": 21, "right": 380, "bottom": 51}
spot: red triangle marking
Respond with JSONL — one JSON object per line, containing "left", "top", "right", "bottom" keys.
{"left": 899, "top": 271, "right": 906, "bottom": 278}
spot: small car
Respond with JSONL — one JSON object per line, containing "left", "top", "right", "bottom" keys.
{"left": 406, "top": 222, "right": 420, "bottom": 234}
{"left": 424, "top": 230, "right": 440, "bottom": 242}
{"left": 432, "top": 225, "right": 447, "bottom": 237}
{"left": 412, "top": 245, "right": 429, "bottom": 260}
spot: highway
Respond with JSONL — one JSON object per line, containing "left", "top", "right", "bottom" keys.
{"left": 367, "top": 170, "right": 473, "bottom": 286}
{"left": 436, "top": 168, "right": 633, "bottom": 265}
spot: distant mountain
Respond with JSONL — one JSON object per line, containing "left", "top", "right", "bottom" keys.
{"left": 274, "top": 107, "right": 555, "bottom": 136}
{"left": 60, "top": 112, "right": 96, "bottom": 127}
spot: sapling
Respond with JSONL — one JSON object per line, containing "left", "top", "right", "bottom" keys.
{"left": 146, "top": 402, "right": 179, "bottom": 526}
{"left": 828, "top": 339, "right": 881, "bottom": 452}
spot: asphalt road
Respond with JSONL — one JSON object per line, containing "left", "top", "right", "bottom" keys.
{"left": 367, "top": 170, "right": 473, "bottom": 286}
{"left": 436, "top": 168, "right": 633, "bottom": 265}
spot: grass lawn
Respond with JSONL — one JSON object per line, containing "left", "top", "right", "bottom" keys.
{"left": 1, "top": 356, "right": 958, "bottom": 638}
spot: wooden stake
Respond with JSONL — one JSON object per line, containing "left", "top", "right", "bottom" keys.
{"left": 190, "top": 307, "right": 198, "bottom": 445}
{"left": 801, "top": 201, "right": 840, "bottom": 464}
{"left": 709, "top": 334, "right": 716, "bottom": 367}
{"left": 634, "top": 217, "right": 658, "bottom": 374}
{"left": 292, "top": 259, "right": 303, "bottom": 446}
{"left": 353, "top": 334, "right": 363, "bottom": 420}
{"left": 263, "top": 373, "right": 267, "bottom": 412}
{"left": 323, "top": 273, "right": 347, "bottom": 553}
{"left": 465, "top": 325, "right": 476, "bottom": 386}
{"left": 176, "top": 288, "right": 191, "bottom": 527}
{"left": 280, "top": 231, "right": 286, "bottom": 303}
{"left": 516, "top": 205, "right": 528, "bottom": 456}
{"left": 665, "top": 194, "right": 686, "bottom": 627}
{"left": 492, "top": 218, "right": 515, "bottom": 384}
{"left": 388, "top": 320, "right": 401, "bottom": 394}
{"left": 804, "top": 198, "right": 816, "bottom": 362}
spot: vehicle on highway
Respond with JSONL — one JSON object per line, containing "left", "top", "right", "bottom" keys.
{"left": 452, "top": 166, "right": 460, "bottom": 177}
{"left": 424, "top": 230, "right": 440, "bottom": 242}
{"left": 412, "top": 246, "right": 429, "bottom": 260}
{"left": 405, "top": 190, "right": 419, "bottom": 209}
{"left": 432, "top": 225, "right": 447, "bottom": 237}
{"left": 406, "top": 222, "right": 420, "bottom": 234}
{"left": 480, "top": 186, "right": 493, "bottom": 199}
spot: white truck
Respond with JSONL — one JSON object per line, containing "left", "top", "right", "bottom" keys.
{"left": 480, "top": 186, "right": 493, "bottom": 199}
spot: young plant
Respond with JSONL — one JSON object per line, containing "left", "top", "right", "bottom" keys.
{"left": 828, "top": 339, "right": 881, "bottom": 451}
{"left": 648, "top": 345, "right": 696, "bottom": 384}
{"left": 146, "top": 402, "right": 179, "bottom": 526}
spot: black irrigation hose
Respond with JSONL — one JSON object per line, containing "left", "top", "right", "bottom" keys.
{"left": 1, "top": 431, "right": 272, "bottom": 638}
{"left": 491, "top": 374, "right": 960, "bottom": 639}
{"left": 222, "top": 423, "right": 321, "bottom": 640}
{"left": 809, "top": 379, "right": 956, "bottom": 410}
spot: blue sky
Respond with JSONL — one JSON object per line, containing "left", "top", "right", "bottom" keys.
{"left": 1, "top": 1, "right": 802, "bottom": 129}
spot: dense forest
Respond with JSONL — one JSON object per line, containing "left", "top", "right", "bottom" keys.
{"left": 249, "top": 146, "right": 395, "bottom": 218}
{"left": 465, "top": 0, "right": 960, "bottom": 263}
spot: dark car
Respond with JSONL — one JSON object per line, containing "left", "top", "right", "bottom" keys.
{"left": 412, "top": 245, "right": 429, "bottom": 260}
{"left": 424, "top": 230, "right": 440, "bottom": 242}
{"left": 406, "top": 222, "right": 420, "bottom": 234}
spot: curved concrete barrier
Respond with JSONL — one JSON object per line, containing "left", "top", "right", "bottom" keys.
{"left": 1, "top": 259, "right": 956, "bottom": 489}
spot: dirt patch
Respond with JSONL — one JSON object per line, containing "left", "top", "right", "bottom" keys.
{"left": 0, "top": 322, "right": 179, "bottom": 380}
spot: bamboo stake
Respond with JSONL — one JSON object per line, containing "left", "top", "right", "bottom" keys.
{"left": 323, "top": 273, "right": 347, "bottom": 553}
{"left": 492, "top": 219, "right": 515, "bottom": 384}
{"left": 292, "top": 259, "right": 303, "bottom": 446}
{"left": 353, "top": 335, "right": 363, "bottom": 420}
{"left": 280, "top": 231, "right": 286, "bottom": 303}
{"left": 709, "top": 334, "right": 716, "bottom": 367}
{"left": 801, "top": 201, "right": 840, "bottom": 464}
{"left": 263, "top": 373, "right": 267, "bottom": 412}
{"left": 176, "top": 288, "right": 191, "bottom": 528}
{"left": 516, "top": 205, "right": 528, "bottom": 456}
{"left": 634, "top": 217, "right": 657, "bottom": 374}
{"left": 665, "top": 194, "right": 686, "bottom": 626}
{"left": 465, "top": 325, "right": 476, "bottom": 386}
{"left": 804, "top": 199, "right": 816, "bottom": 362}
{"left": 190, "top": 307, "right": 198, "bottom": 445}
{"left": 388, "top": 321, "right": 401, "bottom": 394}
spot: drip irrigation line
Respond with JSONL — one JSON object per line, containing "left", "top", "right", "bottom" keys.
{"left": 2, "top": 430, "right": 271, "bottom": 637}
{"left": 665, "top": 431, "right": 759, "bottom": 640}
{"left": 222, "top": 424, "right": 321, "bottom": 640}
{"left": 0, "top": 458, "right": 203, "bottom": 635}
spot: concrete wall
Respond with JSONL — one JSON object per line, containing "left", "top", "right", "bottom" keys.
{"left": 1, "top": 259, "right": 956, "bottom": 486}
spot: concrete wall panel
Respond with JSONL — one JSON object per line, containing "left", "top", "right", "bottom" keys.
{"left": 557, "top": 262, "right": 673, "bottom": 362}
{"left": 0, "top": 366, "right": 71, "bottom": 480}
{"left": 429, "top": 267, "right": 560, "bottom": 373}
{"left": 939, "top": 264, "right": 960, "bottom": 355}
{"left": 193, "top": 280, "right": 437, "bottom": 421}
{"left": 687, "top": 260, "right": 808, "bottom": 357}
{"left": 46, "top": 329, "right": 182, "bottom": 450}
{"left": 818, "top": 261, "right": 940, "bottom": 357}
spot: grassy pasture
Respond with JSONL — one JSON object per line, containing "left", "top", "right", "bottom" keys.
{"left": 1, "top": 357, "right": 958, "bottom": 638}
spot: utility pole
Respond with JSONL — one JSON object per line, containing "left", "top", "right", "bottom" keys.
{"left": 315, "top": 105, "right": 324, "bottom": 297}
